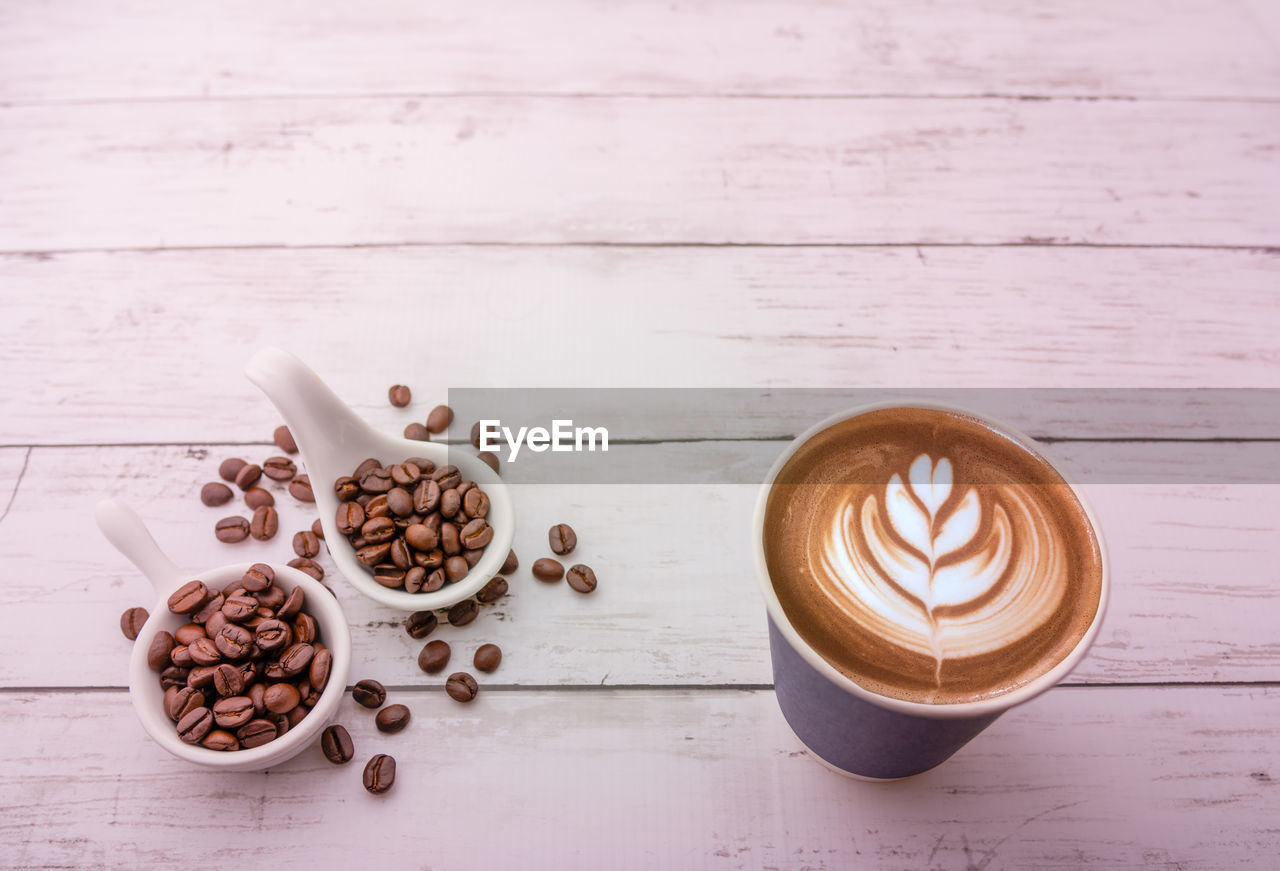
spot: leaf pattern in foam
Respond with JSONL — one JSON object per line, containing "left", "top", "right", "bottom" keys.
{"left": 932, "top": 488, "right": 981, "bottom": 561}
{"left": 909, "top": 454, "right": 952, "bottom": 519}
{"left": 885, "top": 473, "right": 931, "bottom": 559}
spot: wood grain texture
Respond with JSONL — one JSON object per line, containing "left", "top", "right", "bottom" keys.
{"left": 3, "top": 246, "right": 1279, "bottom": 445}
{"left": 3, "top": 98, "right": 1279, "bottom": 250}
{"left": 2, "top": 687, "right": 1277, "bottom": 870}
{"left": 4, "top": 444, "right": 1277, "bottom": 688}
{"left": 2, "top": 1, "right": 1279, "bottom": 102}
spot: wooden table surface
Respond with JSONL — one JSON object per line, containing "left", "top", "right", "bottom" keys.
{"left": 2, "top": 3, "right": 1278, "bottom": 869}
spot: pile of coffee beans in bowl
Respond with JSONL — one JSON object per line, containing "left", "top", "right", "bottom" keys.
{"left": 332, "top": 457, "right": 494, "bottom": 593}
{"left": 149, "top": 563, "right": 330, "bottom": 752}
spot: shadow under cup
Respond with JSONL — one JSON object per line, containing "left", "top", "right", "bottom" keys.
{"left": 754, "top": 404, "right": 1109, "bottom": 781}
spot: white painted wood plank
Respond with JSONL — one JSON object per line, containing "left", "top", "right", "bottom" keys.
{"left": 2, "top": 246, "right": 1278, "bottom": 445}
{"left": 2, "top": 98, "right": 1277, "bottom": 250}
{"left": 2, "top": 687, "right": 1277, "bottom": 869}
{"left": 2, "top": 1, "right": 1278, "bottom": 102}
{"left": 2, "top": 444, "right": 1276, "bottom": 688}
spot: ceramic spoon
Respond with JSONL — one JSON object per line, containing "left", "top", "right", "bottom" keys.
{"left": 95, "top": 498, "right": 351, "bottom": 771}
{"left": 243, "top": 346, "right": 515, "bottom": 611}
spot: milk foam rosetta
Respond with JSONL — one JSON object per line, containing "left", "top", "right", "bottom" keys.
{"left": 764, "top": 408, "right": 1103, "bottom": 705}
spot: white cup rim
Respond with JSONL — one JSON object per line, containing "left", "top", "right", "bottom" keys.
{"left": 753, "top": 401, "right": 1110, "bottom": 720}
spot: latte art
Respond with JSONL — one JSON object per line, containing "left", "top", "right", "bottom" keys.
{"left": 763, "top": 407, "right": 1103, "bottom": 705}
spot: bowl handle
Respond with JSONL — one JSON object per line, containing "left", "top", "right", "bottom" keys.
{"left": 94, "top": 499, "right": 185, "bottom": 598}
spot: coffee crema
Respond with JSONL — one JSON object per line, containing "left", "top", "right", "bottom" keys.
{"left": 763, "top": 407, "right": 1102, "bottom": 705}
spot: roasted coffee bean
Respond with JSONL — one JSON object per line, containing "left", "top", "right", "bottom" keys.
{"left": 447, "top": 598, "right": 478, "bottom": 626}
{"left": 336, "top": 502, "right": 365, "bottom": 535}
{"left": 389, "top": 463, "right": 421, "bottom": 487}
{"left": 311, "top": 517, "right": 324, "bottom": 540}
{"left": 273, "top": 425, "right": 298, "bottom": 454}
{"left": 456, "top": 481, "right": 476, "bottom": 497}
{"left": 404, "top": 422, "right": 429, "bottom": 441}
{"left": 202, "top": 729, "right": 240, "bottom": 752}
{"left": 361, "top": 516, "right": 396, "bottom": 544}
{"left": 374, "top": 565, "right": 406, "bottom": 588}
{"left": 244, "top": 487, "right": 275, "bottom": 509}
{"left": 405, "top": 610, "right": 438, "bottom": 639}
{"left": 168, "top": 580, "right": 211, "bottom": 615}
{"left": 412, "top": 479, "right": 440, "bottom": 514}
{"left": 372, "top": 704, "right": 410, "bottom": 735}
{"left": 287, "top": 558, "right": 324, "bottom": 583}
{"left": 293, "top": 612, "right": 318, "bottom": 644}
{"left": 238, "top": 660, "right": 259, "bottom": 685}
{"left": 470, "top": 421, "right": 482, "bottom": 449}
{"left": 274, "top": 587, "right": 303, "bottom": 621}
{"left": 405, "top": 522, "right": 438, "bottom": 552}
{"left": 356, "top": 542, "right": 392, "bottom": 566}
{"left": 352, "top": 679, "right": 386, "bottom": 709}
{"left": 215, "top": 623, "right": 254, "bottom": 659}
{"left": 474, "top": 643, "right": 502, "bottom": 673}
{"left": 234, "top": 463, "right": 263, "bottom": 491}
{"left": 263, "top": 660, "right": 289, "bottom": 681}
{"left": 262, "top": 456, "right": 297, "bottom": 482}
{"left": 160, "top": 665, "right": 190, "bottom": 689}
{"left": 241, "top": 563, "right": 275, "bottom": 592}
{"left": 404, "top": 456, "right": 434, "bottom": 474}
{"left": 219, "top": 457, "right": 248, "bottom": 482}
{"left": 279, "top": 642, "right": 315, "bottom": 676}
{"left": 476, "top": 576, "right": 508, "bottom": 604}
{"left": 201, "top": 482, "right": 234, "bottom": 507}
{"left": 166, "top": 686, "right": 203, "bottom": 721}
{"left": 459, "top": 518, "right": 493, "bottom": 550}
{"left": 173, "top": 623, "right": 206, "bottom": 645}
{"left": 250, "top": 505, "right": 279, "bottom": 541}
{"left": 263, "top": 682, "right": 301, "bottom": 714}
{"left": 386, "top": 487, "right": 414, "bottom": 518}
{"left": 321, "top": 724, "right": 354, "bottom": 764}
{"left": 169, "top": 644, "right": 194, "bottom": 668}
{"left": 191, "top": 593, "right": 226, "bottom": 624}
{"left": 440, "top": 522, "right": 461, "bottom": 556}
{"left": 443, "top": 556, "right": 468, "bottom": 584}
{"left": 388, "top": 384, "right": 412, "bottom": 407}
{"left": 359, "top": 467, "right": 394, "bottom": 494}
{"left": 248, "top": 683, "right": 267, "bottom": 717}
{"left": 413, "top": 546, "right": 444, "bottom": 570}
{"left": 292, "top": 530, "right": 320, "bottom": 559}
{"left": 213, "top": 695, "right": 255, "bottom": 729}
{"left": 417, "top": 639, "right": 451, "bottom": 673}
{"left": 222, "top": 594, "right": 258, "bottom": 623}
{"left": 288, "top": 475, "right": 314, "bottom": 502}
{"left": 213, "top": 663, "right": 245, "bottom": 697}
{"left": 147, "top": 631, "right": 175, "bottom": 671}
{"left": 402, "top": 566, "right": 427, "bottom": 593}
{"left": 270, "top": 711, "right": 293, "bottom": 736}
{"left": 205, "top": 611, "right": 229, "bottom": 638}
{"left": 462, "top": 488, "right": 489, "bottom": 518}
{"left": 186, "top": 664, "right": 215, "bottom": 690}
{"left": 430, "top": 464, "right": 461, "bottom": 490}
{"left": 256, "top": 584, "right": 286, "bottom": 610}
{"left": 237, "top": 719, "right": 278, "bottom": 749}
{"left": 549, "top": 523, "right": 577, "bottom": 555}
{"left": 188, "top": 636, "right": 222, "bottom": 666}
{"left": 440, "top": 488, "right": 461, "bottom": 518}
{"left": 424, "top": 568, "right": 446, "bottom": 592}
{"left": 363, "top": 754, "right": 396, "bottom": 794}
{"left": 254, "top": 618, "right": 291, "bottom": 652}
{"left": 389, "top": 538, "right": 412, "bottom": 570}
{"left": 334, "top": 475, "right": 360, "bottom": 501}
{"left": 566, "top": 564, "right": 598, "bottom": 594}
{"left": 445, "top": 672, "right": 479, "bottom": 703}
{"left": 532, "top": 558, "right": 565, "bottom": 583}
{"left": 462, "top": 548, "right": 483, "bottom": 568}
{"left": 351, "top": 457, "right": 379, "bottom": 477}
{"left": 120, "top": 606, "right": 149, "bottom": 640}
{"left": 500, "top": 550, "right": 518, "bottom": 575}
{"left": 425, "top": 404, "right": 453, "bottom": 434}
{"left": 308, "top": 647, "right": 332, "bottom": 692}
{"left": 177, "top": 706, "right": 214, "bottom": 744}
{"left": 365, "top": 493, "right": 391, "bottom": 518}
{"left": 215, "top": 515, "right": 250, "bottom": 543}
{"left": 477, "top": 451, "right": 500, "bottom": 474}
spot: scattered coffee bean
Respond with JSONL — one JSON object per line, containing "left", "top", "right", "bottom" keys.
{"left": 426, "top": 404, "right": 453, "bottom": 434}
{"left": 566, "top": 564, "right": 598, "bottom": 594}
{"left": 244, "top": 487, "right": 275, "bottom": 509}
{"left": 406, "top": 610, "right": 438, "bottom": 639}
{"left": 404, "top": 422, "right": 429, "bottom": 441}
{"left": 120, "top": 606, "right": 149, "bottom": 640}
{"left": 289, "top": 475, "right": 314, "bottom": 502}
{"left": 288, "top": 558, "right": 323, "bottom": 584}
{"left": 476, "top": 576, "right": 508, "bottom": 604}
{"left": 293, "top": 530, "right": 320, "bottom": 559}
{"left": 474, "top": 643, "right": 502, "bottom": 673}
{"left": 321, "top": 724, "right": 354, "bottom": 764}
{"left": 388, "top": 384, "right": 412, "bottom": 407}
{"left": 549, "top": 523, "right": 577, "bottom": 555}
{"left": 445, "top": 672, "right": 479, "bottom": 703}
{"left": 311, "top": 517, "right": 324, "bottom": 540}
{"left": 477, "top": 451, "right": 500, "bottom": 474}
{"left": 532, "top": 558, "right": 564, "bottom": 583}
{"left": 363, "top": 754, "right": 396, "bottom": 794}
{"left": 418, "top": 639, "right": 451, "bottom": 673}
{"left": 201, "top": 482, "right": 234, "bottom": 507}
{"left": 215, "top": 516, "right": 250, "bottom": 543}
{"left": 352, "top": 679, "right": 386, "bottom": 709}
{"left": 234, "top": 463, "right": 263, "bottom": 491}
{"left": 500, "top": 550, "right": 518, "bottom": 575}
{"left": 219, "top": 457, "right": 248, "bottom": 482}
{"left": 448, "top": 599, "right": 478, "bottom": 626}
{"left": 273, "top": 425, "right": 298, "bottom": 454}
{"left": 147, "top": 631, "right": 175, "bottom": 670}
{"left": 262, "top": 456, "right": 297, "bottom": 482}
{"left": 375, "top": 703, "right": 411, "bottom": 734}
{"left": 250, "top": 505, "right": 279, "bottom": 541}
{"left": 168, "top": 580, "right": 210, "bottom": 615}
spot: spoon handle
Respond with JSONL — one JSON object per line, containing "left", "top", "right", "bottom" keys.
{"left": 95, "top": 499, "right": 185, "bottom": 597}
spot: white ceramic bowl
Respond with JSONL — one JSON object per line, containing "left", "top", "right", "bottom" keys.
{"left": 97, "top": 499, "right": 352, "bottom": 771}
{"left": 243, "top": 347, "right": 515, "bottom": 611}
